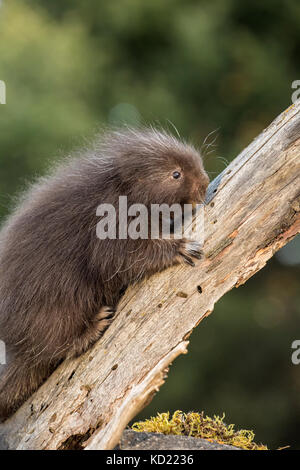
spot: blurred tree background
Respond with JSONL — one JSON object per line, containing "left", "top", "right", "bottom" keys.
{"left": 0, "top": 0, "right": 299, "bottom": 449}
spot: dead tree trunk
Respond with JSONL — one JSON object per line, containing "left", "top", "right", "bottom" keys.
{"left": 0, "top": 102, "right": 299, "bottom": 450}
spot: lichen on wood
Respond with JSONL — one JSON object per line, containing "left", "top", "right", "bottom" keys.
{"left": 132, "top": 411, "right": 268, "bottom": 450}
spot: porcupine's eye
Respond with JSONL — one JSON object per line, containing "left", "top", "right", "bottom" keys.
{"left": 172, "top": 171, "right": 181, "bottom": 179}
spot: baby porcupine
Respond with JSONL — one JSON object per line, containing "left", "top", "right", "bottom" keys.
{"left": 0, "top": 128, "right": 209, "bottom": 420}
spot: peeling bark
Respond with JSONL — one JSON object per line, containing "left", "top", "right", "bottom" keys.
{"left": 0, "top": 102, "right": 299, "bottom": 450}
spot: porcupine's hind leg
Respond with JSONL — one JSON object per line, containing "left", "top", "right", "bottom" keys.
{"left": 0, "top": 357, "right": 54, "bottom": 422}
{"left": 0, "top": 306, "right": 115, "bottom": 421}
{"left": 67, "top": 306, "right": 116, "bottom": 358}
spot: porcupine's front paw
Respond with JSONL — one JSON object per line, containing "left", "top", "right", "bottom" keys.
{"left": 177, "top": 239, "right": 204, "bottom": 267}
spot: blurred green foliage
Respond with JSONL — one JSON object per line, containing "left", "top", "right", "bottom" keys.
{"left": 0, "top": 0, "right": 299, "bottom": 449}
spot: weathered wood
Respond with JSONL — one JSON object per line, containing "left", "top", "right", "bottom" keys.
{"left": 0, "top": 102, "right": 299, "bottom": 450}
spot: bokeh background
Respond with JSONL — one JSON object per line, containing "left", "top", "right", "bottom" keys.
{"left": 0, "top": 0, "right": 299, "bottom": 449}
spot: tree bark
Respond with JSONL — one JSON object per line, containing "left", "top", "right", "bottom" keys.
{"left": 0, "top": 102, "right": 300, "bottom": 450}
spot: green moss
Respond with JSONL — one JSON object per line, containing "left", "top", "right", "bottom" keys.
{"left": 132, "top": 410, "right": 268, "bottom": 450}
